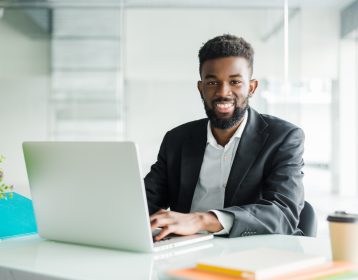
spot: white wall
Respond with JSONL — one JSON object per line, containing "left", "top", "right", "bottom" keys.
{"left": 124, "top": 7, "right": 341, "bottom": 175}
{"left": 0, "top": 10, "right": 50, "bottom": 197}
{"left": 124, "top": 8, "right": 289, "bottom": 173}
{"left": 0, "top": 6, "right": 348, "bottom": 196}
{"left": 337, "top": 39, "right": 358, "bottom": 196}
{"left": 124, "top": 8, "right": 290, "bottom": 82}
{"left": 300, "top": 8, "right": 340, "bottom": 80}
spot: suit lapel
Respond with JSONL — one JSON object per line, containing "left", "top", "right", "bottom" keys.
{"left": 224, "top": 108, "right": 269, "bottom": 206}
{"left": 177, "top": 120, "right": 208, "bottom": 213}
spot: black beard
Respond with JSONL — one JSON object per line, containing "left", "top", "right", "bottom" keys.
{"left": 203, "top": 98, "right": 249, "bottom": 129}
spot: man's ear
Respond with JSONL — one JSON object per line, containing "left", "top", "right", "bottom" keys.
{"left": 197, "top": 81, "right": 204, "bottom": 100}
{"left": 248, "top": 79, "right": 258, "bottom": 97}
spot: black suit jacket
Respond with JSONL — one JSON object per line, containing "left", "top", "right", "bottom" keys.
{"left": 144, "top": 107, "right": 305, "bottom": 237}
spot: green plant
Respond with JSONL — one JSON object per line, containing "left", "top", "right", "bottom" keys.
{"left": 0, "top": 155, "right": 14, "bottom": 199}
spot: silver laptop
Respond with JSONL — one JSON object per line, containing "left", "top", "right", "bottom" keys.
{"left": 22, "top": 142, "right": 213, "bottom": 253}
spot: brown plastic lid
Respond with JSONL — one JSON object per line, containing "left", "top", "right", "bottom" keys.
{"left": 327, "top": 211, "right": 358, "bottom": 223}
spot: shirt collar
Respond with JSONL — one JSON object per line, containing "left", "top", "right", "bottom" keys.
{"left": 207, "top": 110, "right": 248, "bottom": 148}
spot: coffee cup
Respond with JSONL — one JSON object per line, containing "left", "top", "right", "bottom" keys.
{"left": 327, "top": 211, "right": 358, "bottom": 263}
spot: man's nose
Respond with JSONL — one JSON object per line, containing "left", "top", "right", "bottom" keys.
{"left": 216, "top": 82, "right": 231, "bottom": 97}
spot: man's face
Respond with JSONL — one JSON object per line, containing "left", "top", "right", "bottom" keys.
{"left": 198, "top": 56, "right": 258, "bottom": 129}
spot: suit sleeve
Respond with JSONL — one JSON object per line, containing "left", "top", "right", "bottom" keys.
{"left": 221, "top": 128, "right": 305, "bottom": 237}
{"left": 144, "top": 132, "right": 170, "bottom": 215}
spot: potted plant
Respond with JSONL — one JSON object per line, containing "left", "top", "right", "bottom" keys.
{"left": 0, "top": 155, "right": 14, "bottom": 199}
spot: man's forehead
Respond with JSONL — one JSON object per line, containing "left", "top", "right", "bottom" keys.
{"left": 204, "top": 73, "right": 243, "bottom": 79}
{"left": 201, "top": 56, "right": 250, "bottom": 78}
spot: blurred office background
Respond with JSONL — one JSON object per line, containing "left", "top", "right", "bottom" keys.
{"left": 0, "top": 0, "right": 357, "bottom": 237}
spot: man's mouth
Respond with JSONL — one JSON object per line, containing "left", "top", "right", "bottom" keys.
{"left": 214, "top": 101, "right": 235, "bottom": 114}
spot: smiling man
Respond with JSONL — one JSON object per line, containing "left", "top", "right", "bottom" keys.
{"left": 145, "top": 34, "right": 305, "bottom": 240}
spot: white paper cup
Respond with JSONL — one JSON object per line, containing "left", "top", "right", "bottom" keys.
{"left": 327, "top": 211, "right": 358, "bottom": 264}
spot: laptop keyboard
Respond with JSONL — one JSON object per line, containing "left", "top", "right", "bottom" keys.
{"left": 153, "top": 236, "right": 172, "bottom": 243}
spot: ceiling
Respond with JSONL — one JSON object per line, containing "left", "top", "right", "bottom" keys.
{"left": 0, "top": 0, "right": 355, "bottom": 9}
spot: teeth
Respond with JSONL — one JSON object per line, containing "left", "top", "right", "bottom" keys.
{"left": 216, "top": 103, "right": 233, "bottom": 109}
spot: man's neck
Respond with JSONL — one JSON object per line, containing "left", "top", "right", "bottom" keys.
{"left": 211, "top": 120, "right": 243, "bottom": 147}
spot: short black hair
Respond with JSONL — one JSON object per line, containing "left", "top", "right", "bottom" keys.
{"left": 198, "top": 34, "right": 254, "bottom": 77}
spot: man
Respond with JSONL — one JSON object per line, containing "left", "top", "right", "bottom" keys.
{"left": 145, "top": 34, "right": 304, "bottom": 241}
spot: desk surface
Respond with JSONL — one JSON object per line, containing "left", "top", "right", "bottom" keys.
{"left": 0, "top": 234, "right": 332, "bottom": 280}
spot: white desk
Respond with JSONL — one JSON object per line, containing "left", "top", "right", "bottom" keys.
{"left": 0, "top": 234, "right": 332, "bottom": 280}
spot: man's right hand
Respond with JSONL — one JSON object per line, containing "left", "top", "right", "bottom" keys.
{"left": 150, "top": 209, "right": 223, "bottom": 241}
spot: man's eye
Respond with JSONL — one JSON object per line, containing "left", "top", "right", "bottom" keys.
{"left": 231, "top": 80, "right": 242, "bottom": 85}
{"left": 207, "top": 81, "right": 218, "bottom": 86}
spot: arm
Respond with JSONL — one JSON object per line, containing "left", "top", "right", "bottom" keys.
{"left": 144, "top": 133, "right": 170, "bottom": 215}
{"left": 222, "top": 127, "right": 305, "bottom": 237}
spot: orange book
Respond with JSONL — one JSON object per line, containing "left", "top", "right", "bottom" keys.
{"left": 168, "top": 267, "right": 246, "bottom": 280}
{"left": 167, "top": 261, "right": 357, "bottom": 280}
{"left": 195, "top": 248, "right": 326, "bottom": 279}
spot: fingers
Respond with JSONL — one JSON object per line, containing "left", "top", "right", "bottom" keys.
{"left": 151, "top": 216, "right": 173, "bottom": 229}
{"left": 150, "top": 210, "right": 177, "bottom": 240}
{"left": 150, "top": 210, "right": 176, "bottom": 229}
{"left": 154, "top": 225, "right": 176, "bottom": 241}
{"left": 150, "top": 211, "right": 203, "bottom": 240}
{"left": 150, "top": 209, "right": 167, "bottom": 222}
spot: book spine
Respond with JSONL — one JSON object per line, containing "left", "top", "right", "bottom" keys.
{"left": 196, "top": 264, "right": 255, "bottom": 279}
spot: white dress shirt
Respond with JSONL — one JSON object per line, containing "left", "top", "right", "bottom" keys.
{"left": 190, "top": 111, "right": 248, "bottom": 234}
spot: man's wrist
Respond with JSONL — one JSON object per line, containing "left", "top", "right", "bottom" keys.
{"left": 195, "top": 212, "right": 223, "bottom": 233}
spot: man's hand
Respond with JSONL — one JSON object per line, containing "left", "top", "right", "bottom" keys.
{"left": 150, "top": 209, "right": 223, "bottom": 241}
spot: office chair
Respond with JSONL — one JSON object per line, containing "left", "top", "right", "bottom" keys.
{"left": 298, "top": 201, "right": 318, "bottom": 237}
